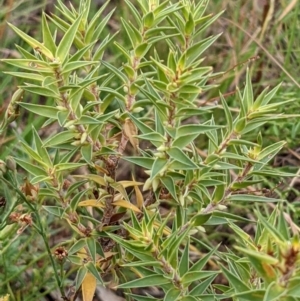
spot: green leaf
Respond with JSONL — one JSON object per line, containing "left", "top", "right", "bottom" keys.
{"left": 255, "top": 209, "right": 286, "bottom": 242}
{"left": 181, "top": 271, "right": 218, "bottom": 285}
{"left": 121, "top": 261, "right": 161, "bottom": 268}
{"left": 75, "top": 266, "right": 88, "bottom": 291}
{"left": 166, "top": 227, "right": 191, "bottom": 264}
{"left": 42, "top": 12, "right": 57, "bottom": 55}
{"left": 43, "top": 206, "right": 64, "bottom": 217}
{"left": 179, "top": 237, "right": 190, "bottom": 276}
{"left": 169, "top": 160, "right": 199, "bottom": 171}
{"left": 43, "top": 131, "right": 75, "bottom": 147}
{"left": 186, "top": 34, "right": 221, "bottom": 65}
{"left": 4, "top": 71, "right": 44, "bottom": 81}
{"left": 2, "top": 59, "right": 52, "bottom": 72}
{"left": 70, "top": 190, "right": 87, "bottom": 211}
{"left": 108, "top": 234, "right": 154, "bottom": 262}
{"left": 93, "top": 31, "right": 119, "bottom": 61}
{"left": 81, "top": 144, "right": 93, "bottom": 164}
{"left": 177, "top": 124, "right": 221, "bottom": 138}
{"left": 15, "top": 45, "right": 37, "bottom": 60}
{"left": 32, "top": 126, "right": 52, "bottom": 167}
{"left": 212, "top": 211, "right": 253, "bottom": 223}
{"left": 189, "top": 247, "right": 217, "bottom": 273}
{"left": 172, "top": 133, "right": 201, "bottom": 148}
{"left": 86, "top": 237, "right": 96, "bottom": 263}
{"left": 85, "top": 1, "right": 112, "bottom": 42}
{"left": 20, "top": 141, "right": 44, "bottom": 166}
{"left": 161, "top": 176, "right": 177, "bottom": 201}
{"left": 227, "top": 194, "right": 280, "bottom": 203}
{"left": 97, "top": 86, "right": 126, "bottom": 103}
{"left": 101, "top": 60, "right": 128, "bottom": 84}
{"left": 164, "top": 288, "right": 181, "bottom": 301}
{"left": 235, "top": 246, "right": 278, "bottom": 265}
{"left": 68, "top": 239, "right": 87, "bottom": 255}
{"left": 15, "top": 158, "right": 48, "bottom": 177}
{"left": 124, "top": 157, "right": 154, "bottom": 170}
{"left": 220, "top": 92, "right": 233, "bottom": 133}
{"left": 180, "top": 296, "right": 198, "bottom": 301}
{"left": 114, "top": 41, "right": 131, "bottom": 61}
{"left": 228, "top": 139, "right": 259, "bottom": 147}
{"left": 86, "top": 261, "right": 104, "bottom": 285}
{"left": 19, "top": 103, "right": 60, "bottom": 118}
{"left": 68, "top": 255, "right": 82, "bottom": 265}
{"left": 253, "top": 83, "right": 282, "bottom": 109}
{"left": 257, "top": 141, "right": 286, "bottom": 162}
{"left": 250, "top": 170, "right": 296, "bottom": 177}
{"left": 221, "top": 152, "right": 258, "bottom": 163}
{"left": 8, "top": 23, "right": 54, "bottom": 59}
{"left": 191, "top": 213, "right": 212, "bottom": 227}
{"left": 118, "top": 275, "right": 169, "bottom": 289}
{"left": 124, "top": 0, "right": 142, "bottom": 27}
{"left": 263, "top": 281, "right": 288, "bottom": 301}
{"left": 175, "top": 107, "right": 211, "bottom": 117}
{"left": 232, "top": 290, "right": 265, "bottom": 301}
{"left": 56, "top": 13, "right": 83, "bottom": 63}
{"left": 57, "top": 111, "right": 70, "bottom": 126}
{"left": 21, "top": 84, "right": 59, "bottom": 98}
{"left": 135, "top": 42, "right": 151, "bottom": 58}
{"left": 127, "top": 294, "right": 160, "bottom": 301}
{"left": 189, "top": 275, "right": 217, "bottom": 296}
{"left": 167, "top": 147, "right": 198, "bottom": 168}
{"left": 243, "top": 68, "right": 253, "bottom": 112}
{"left": 137, "top": 132, "right": 166, "bottom": 143}
{"left": 220, "top": 264, "right": 249, "bottom": 293}
{"left": 178, "top": 84, "right": 201, "bottom": 94}
{"left": 55, "top": 162, "right": 86, "bottom": 172}
{"left": 151, "top": 158, "right": 168, "bottom": 180}
{"left": 62, "top": 61, "right": 98, "bottom": 74}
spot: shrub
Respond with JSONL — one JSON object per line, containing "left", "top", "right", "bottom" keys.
{"left": 1, "top": 0, "right": 299, "bottom": 300}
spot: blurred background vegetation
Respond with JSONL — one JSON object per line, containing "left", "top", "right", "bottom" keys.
{"left": 0, "top": 0, "right": 299, "bottom": 299}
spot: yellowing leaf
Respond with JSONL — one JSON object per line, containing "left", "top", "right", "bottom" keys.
{"left": 154, "top": 221, "right": 172, "bottom": 235}
{"left": 82, "top": 272, "right": 97, "bottom": 301}
{"left": 118, "top": 180, "right": 144, "bottom": 188}
{"left": 74, "top": 174, "right": 106, "bottom": 186}
{"left": 132, "top": 175, "right": 144, "bottom": 209}
{"left": 0, "top": 294, "right": 10, "bottom": 301}
{"left": 113, "top": 200, "right": 141, "bottom": 213}
{"left": 78, "top": 199, "right": 105, "bottom": 208}
{"left": 262, "top": 262, "right": 277, "bottom": 278}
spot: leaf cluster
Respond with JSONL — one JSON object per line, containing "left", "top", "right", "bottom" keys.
{"left": 0, "top": 0, "right": 299, "bottom": 300}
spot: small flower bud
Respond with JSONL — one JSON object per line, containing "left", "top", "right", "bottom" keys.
{"left": 216, "top": 204, "right": 227, "bottom": 211}
{"left": 56, "top": 106, "right": 67, "bottom": 111}
{"left": 80, "top": 132, "right": 88, "bottom": 144}
{"left": 54, "top": 246, "right": 68, "bottom": 262}
{"left": 123, "top": 86, "right": 129, "bottom": 93}
{"left": 64, "top": 120, "right": 76, "bottom": 128}
{"left": 6, "top": 156, "right": 16, "bottom": 172}
{"left": 132, "top": 106, "right": 144, "bottom": 113}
